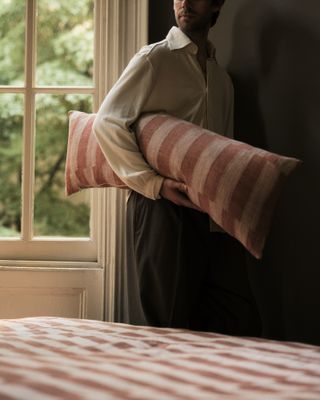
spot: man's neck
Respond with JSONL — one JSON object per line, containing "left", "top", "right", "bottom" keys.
{"left": 181, "top": 28, "right": 210, "bottom": 58}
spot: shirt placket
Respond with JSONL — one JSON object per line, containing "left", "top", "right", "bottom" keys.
{"left": 189, "top": 51, "right": 208, "bottom": 129}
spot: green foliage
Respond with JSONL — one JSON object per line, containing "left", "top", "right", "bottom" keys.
{"left": 35, "top": 191, "right": 90, "bottom": 237}
{"left": 0, "top": 94, "right": 23, "bottom": 234}
{"left": 0, "top": 1, "right": 25, "bottom": 85}
{"left": 37, "top": 0, "right": 94, "bottom": 85}
{"left": 0, "top": 0, "right": 94, "bottom": 237}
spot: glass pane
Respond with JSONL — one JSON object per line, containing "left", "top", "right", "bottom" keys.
{"left": 37, "top": 0, "right": 94, "bottom": 86}
{"left": 34, "top": 94, "right": 92, "bottom": 237}
{"left": 0, "top": 0, "right": 25, "bottom": 86}
{"left": 0, "top": 94, "right": 23, "bottom": 237}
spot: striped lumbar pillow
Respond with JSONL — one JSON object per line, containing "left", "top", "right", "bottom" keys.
{"left": 66, "top": 111, "right": 301, "bottom": 259}
{"left": 65, "top": 111, "right": 127, "bottom": 195}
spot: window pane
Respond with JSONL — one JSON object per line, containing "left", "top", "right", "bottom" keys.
{"left": 37, "top": 0, "right": 94, "bottom": 86}
{"left": 0, "top": 0, "right": 25, "bottom": 86}
{"left": 0, "top": 94, "right": 23, "bottom": 237}
{"left": 34, "top": 94, "right": 92, "bottom": 237}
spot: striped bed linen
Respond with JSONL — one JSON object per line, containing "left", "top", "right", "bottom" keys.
{"left": 0, "top": 317, "right": 319, "bottom": 400}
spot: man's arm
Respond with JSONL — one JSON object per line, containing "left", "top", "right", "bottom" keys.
{"left": 93, "top": 50, "right": 200, "bottom": 210}
{"left": 93, "top": 52, "right": 164, "bottom": 200}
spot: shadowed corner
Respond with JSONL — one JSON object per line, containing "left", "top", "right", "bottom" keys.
{"left": 226, "top": 0, "right": 320, "bottom": 344}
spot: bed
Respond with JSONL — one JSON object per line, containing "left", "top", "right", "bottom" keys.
{"left": 0, "top": 317, "right": 319, "bottom": 400}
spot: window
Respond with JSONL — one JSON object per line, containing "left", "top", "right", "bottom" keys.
{"left": 0, "top": 0, "right": 148, "bottom": 320}
{"left": 0, "top": 0, "right": 97, "bottom": 261}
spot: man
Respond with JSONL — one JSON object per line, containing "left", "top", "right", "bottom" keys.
{"left": 93, "top": 0, "right": 261, "bottom": 335}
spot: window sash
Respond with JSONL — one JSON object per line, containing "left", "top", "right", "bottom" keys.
{"left": 0, "top": 0, "right": 98, "bottom": 261}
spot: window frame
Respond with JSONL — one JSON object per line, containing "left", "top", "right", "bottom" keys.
{"left": 0, "top": 0, "right": 149, "bottom": 321}
{"left": 0, "top": 0, "right": 97, "bottom": 262}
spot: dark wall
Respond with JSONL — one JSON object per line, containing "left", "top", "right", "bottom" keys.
{"left": 148, "top": 0, "right": 320, "bottom": 345}
{"left": 148, "top": 1, "right": 176, "bottom": 43}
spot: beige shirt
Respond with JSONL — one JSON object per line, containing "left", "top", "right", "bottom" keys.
{"left": 93, "top": 26, "right": 234, "bottom": 200}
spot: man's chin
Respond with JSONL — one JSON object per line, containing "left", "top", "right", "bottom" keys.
{"left": 178, "top": 23, "right": 203, "bottom": 35}
{"left": 178, "top": 20, "right": 196, "bottom": 32}
{"left": 177, "top": 17, "right": 210, "bottom": 35}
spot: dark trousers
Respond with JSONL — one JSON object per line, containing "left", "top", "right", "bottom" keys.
{"left": 125, "top": 191, "right": 261, "bottom": 336}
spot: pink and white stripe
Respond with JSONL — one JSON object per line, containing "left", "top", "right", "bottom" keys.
{"left": 135, "top": 114, "right": 300, "bottom": 258}
{"left": 0, "top": 317, "right": 319, "bottom": 400}
{"left": 66, "top": 111, "right": 126, "bottom": 196}
{"left": 65, "top": 111, "right": 300, "bottom": 258}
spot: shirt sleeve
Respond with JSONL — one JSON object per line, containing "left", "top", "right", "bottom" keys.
{"left": 93, "top": 52, "right": 164, "bottom": 200}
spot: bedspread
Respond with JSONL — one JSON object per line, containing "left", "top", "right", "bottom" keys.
{"left": 0, "top": 317, "right": 319, "bottom": 400}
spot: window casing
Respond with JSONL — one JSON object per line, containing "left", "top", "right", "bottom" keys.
{"left": 0, "top": 0, "right": 97, "bottom": 262}
{"left": 0, "top": 0, "right": 148, "bottom": 321}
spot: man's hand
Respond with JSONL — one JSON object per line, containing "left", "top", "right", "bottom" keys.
{"left": 160, "top": 178, "right": 202, "bottom": 211}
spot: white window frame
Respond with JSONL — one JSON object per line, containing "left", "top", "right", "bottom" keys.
{"left": 0, "top": 0, "right": 148, "bottom": 281}
{"left": 0, "top": 0, "right": 96, "bottom": 262}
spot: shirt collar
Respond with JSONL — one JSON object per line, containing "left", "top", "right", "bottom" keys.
{"left": 166, "top": 26, "right": 216, "bottom": 59}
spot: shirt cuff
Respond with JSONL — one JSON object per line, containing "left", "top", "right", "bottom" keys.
{"left": 153, "top": 175, "right": 165, "bottom": 200}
